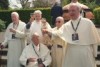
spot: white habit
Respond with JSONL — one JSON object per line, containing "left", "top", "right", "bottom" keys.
{"left": 2, "top": 21, "right": 26, "bottom": 67}
{"left": 51, "top": 17, "right": 100, "bottom": 67}
{"left": 51, "top": 27, "right": 67, "bottom": 67}
{"left": 27, "top": 20, "right": 43, "bottom": 42}
{"left": 19, "top": 43, "right": 51, "bottom": 67}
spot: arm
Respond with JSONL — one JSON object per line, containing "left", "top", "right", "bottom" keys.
{"left": 43, "top": 51, "right": 52, "bottom": 66}
{"left": 15, "top": 24, "right": 27, "bottom": 38}
{"left": 1, "top": 24, "right": 11, "bottom": 47}
{"left": 19, "top": 47, "right": 27, "bottom": 66}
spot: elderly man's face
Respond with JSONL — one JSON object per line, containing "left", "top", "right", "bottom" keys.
{"left": 11, "top": 14, "right": 19, "bottom": 24}
{"left": 68, "top": 5, "right": 80, "bottom": 20}
{"left": 35, "top": 13, "right": 42, "bottom": 21}
{"left": 32, "top": 35, "right": 39, "bottom": 46}
{"left": 55, "top": 19, "right": 63, "bottom": 28}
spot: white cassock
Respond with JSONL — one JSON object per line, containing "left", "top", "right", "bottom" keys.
{"left": 51, "top": 16, "right": 100, "bottom": 67}
{"left": 27, "top": 20, "right": 43, "bottom": 43}
{"left": 51, "top": 27, "right": 67, "bottom": 67}
{"left": 19, "top": 43, "right": 52, "bottom": 67}
{"left": 2, "top": 21, "right": 26, "bottom": 67}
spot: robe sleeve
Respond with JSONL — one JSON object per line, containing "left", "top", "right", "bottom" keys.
{"left": 19, "top": 47, "right": 27, "bottom": 66}
{"left": 1, "top": 24, "right": 11, "bottom": 47}
{"left": 2, "top": 38, "right": 8, "bottom": 47}
{"left": 49, "top": 25, "right": 66, "bottom": 41}
{"left": 89, "top": 20, "right": 100, "bottom": 57}
{"left": 15, "top": 25, "right": 27, "bottom": 38}
{"left": 43, "top": 51, "right": 52, "bottom": 66}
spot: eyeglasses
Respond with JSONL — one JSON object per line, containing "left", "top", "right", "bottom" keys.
{"left": 56, "top": 21, "right": 61, "bottom": 23}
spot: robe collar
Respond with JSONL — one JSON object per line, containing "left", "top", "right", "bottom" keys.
{"left": 71, "top": 16, "right": 81, "bottom": 23}
{"left": 32, "top": 42, "right": 40, "bottom": 51}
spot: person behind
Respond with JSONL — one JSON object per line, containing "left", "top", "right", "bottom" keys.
{"left": 41, "top": 18, "right": 52, "bottom": 49}
{"left": 63, "top": 0, "right": 88, "bottom": 10}
{"left": 43, "top": 3, "right": 100, "bottom": 67}
{"left": 25, "top": 12, "right": 35, "bottom": 44}
{"left": 19, "top": 32, "right": 52, "bottom": 67}
{"left": 25, "top": 10, "right": 43, "bottom": 43}
{"left": 41, "top": 18, "right": 51, "bottom": 30}
{"left": 51, "top": 2, "right": 63, "bottom": 26}
{"left": 26, "top": 12, "right": 35, "bottom": 29}
{"left": 50, "top": 16, "right": 67, "bottom": 67}
{"left": 0, "top": 12, "right": 26, "bottom": 67}
{"left": 62, "top": 0, "right": 88, "bottom": 22}
{"left": 63, "top": 0, "right": 94, "bottom": 20}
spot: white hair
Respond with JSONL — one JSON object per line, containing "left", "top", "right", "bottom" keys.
{"left": 56, "top": 16, "right": 64, "bottom": 23}
{"left": 69, "top": 3, "right": 81, "bottom": 11}
{"left": 34, "top": 10, "right": 42, "bottom": 15}
{"left": 11, "top": 12, "right": 19, "bottom": 17}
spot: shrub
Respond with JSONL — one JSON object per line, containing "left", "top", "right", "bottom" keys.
{"left": 0, "top": 0, "right": 9, "bottom": 10}
{"left": 93, "top": 7, "right": 100, "bottom": 25}
{"left": 0, "top": 19, "right": 6, "bottom": 32}
{"left": 0, "top": 8, "right": 52, "bottom": 27}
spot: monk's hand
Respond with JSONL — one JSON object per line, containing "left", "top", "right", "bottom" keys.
{"left": 9, "top": 28, "right": 16, "bottom": 33}
{"left": 0, "top": 45, "right": 4, "bottom": 49}
{"left": 28, "top": 58, "right": 36, "bottom": 62}
{"left": 38, "top": 64, "right": 45, "bottom": 67}
{"left": 42, "top": 29, "right": 48, "bottom": 34}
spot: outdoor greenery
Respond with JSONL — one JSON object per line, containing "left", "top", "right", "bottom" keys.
{"left": 0, "top": 8, "right": 51, "bottom": 27}
{"left": 0, "top": 0, "right": 9, "bottom": 10}
{"left": 93, "top": 7, "right": 100, "bottom": 25}
{"left": 0, "top": 0, "right": 100, "bottom": 28}
{"left": 0, "top": 19, "right": 6, "bottom": 32}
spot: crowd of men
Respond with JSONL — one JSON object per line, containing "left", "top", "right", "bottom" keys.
{"left": 0, "top": 0, "right": 100, "bottom": 67}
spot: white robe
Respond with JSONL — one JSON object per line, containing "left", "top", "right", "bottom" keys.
{"left": 51, "top": 27, "right": 67, "bottom": 67}
{"left": 2, "top": 21, "right": 26, "bottom": 67}
{"left": 19, "top": 43, "right": 51, "bottom": 67}
{"left": 51, "top": 17, "right": 100, "bottom": 67}
{"left": 27, "top": 20, "right": 43, "bottom": 43}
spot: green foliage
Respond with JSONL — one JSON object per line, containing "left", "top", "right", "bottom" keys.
{"left": 0, "top": 8, "right": 51, "bottom": 27}
{"left": 0, "top": 19, "right": 6, "bottom": 32}
{"left": 82, "top": 0, "right": 99, "bottom": 10}
{"left": 62, "top": 0, "right": 70, "bottom": 6}
{"left": 93, "top": 7, "right": 100, "bottom": 25}
{"left": 0, "top": 0, "right": 9, "bottom": 10}
{"left": 34, "top": 0, "right": 50, "bottom": 8}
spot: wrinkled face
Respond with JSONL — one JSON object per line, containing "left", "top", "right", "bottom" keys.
{"left": 55, "top": 18, "right": 63, "bottom": 28}
{"left": 11, "top": 14, "right": 19, "bottom": 24}
{"left": 35, "top": 13, "right": 42, "bottom": 21}
{"left": 68, "top": 5, "right": 80, "bottom": 20}
{"left": 32, "top": 35, "right": 39, "bottom": 45}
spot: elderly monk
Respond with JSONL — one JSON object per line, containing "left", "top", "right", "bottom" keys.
{"left": 43, "top": 3, "right": 100, "bottom": 67}
{"left": 20, "top": 32, "right": 51, "bottom": 67}
{"left": 0, "top": 12, "right": 26, "bottom": 67}
{"left": 50, "top": 16, "right": 67, "bottom": 67}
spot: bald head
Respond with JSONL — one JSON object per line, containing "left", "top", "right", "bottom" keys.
{"left": 55, "top": 16, "right": 64, "bottom": 28}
